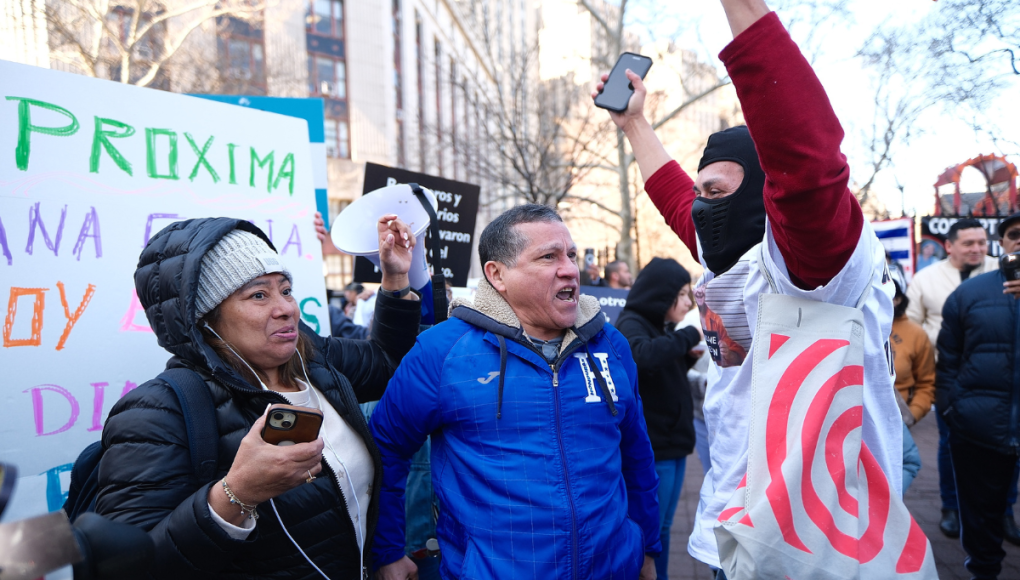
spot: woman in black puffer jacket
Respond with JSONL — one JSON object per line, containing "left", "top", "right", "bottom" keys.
{"left": 614, "top": 257, "right": 701, "bottom": 580}
{"left": 95, "top": 217, "right": 421, "bottom": 580}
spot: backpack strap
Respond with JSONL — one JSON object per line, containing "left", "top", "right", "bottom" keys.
{"left": 409, "top": 182, "right": 449, "bottom": 323}
{"left": 159, "top": 368, "right": 219, "bottom": 484}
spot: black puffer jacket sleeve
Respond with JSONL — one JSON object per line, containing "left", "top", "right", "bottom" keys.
{"left": 97, "top": 379, "right": 254, "bottom": 578}
{"left": 316, "top": 292, "right": 422, "bottom": 403}
{"left": 617, "top": 319, "right": 701, "bottom": 371}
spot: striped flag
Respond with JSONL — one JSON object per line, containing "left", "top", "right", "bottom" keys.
{"left": 872, "top": 218, "right": 915, "bottom": 284}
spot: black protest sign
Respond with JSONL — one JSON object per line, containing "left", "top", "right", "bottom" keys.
{"left": 353, "top": 163, "right": 480, "bottom": 287}
{"left": 921, "top": 216, "right": 1006, "bottom": 258}
{"left": 579, "top": 286, "right": 629, "bottom": 325}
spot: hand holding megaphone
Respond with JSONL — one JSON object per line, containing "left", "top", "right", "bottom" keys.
{"left": 331, "top": 184, "right": 438, "bottom": 291}
{"left": 377, "top": 213, "right": 416, "bottom": 292}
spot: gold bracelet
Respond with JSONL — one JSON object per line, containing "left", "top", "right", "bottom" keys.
{"left": 221, "top": 479, "right": 259, "bottom": 520}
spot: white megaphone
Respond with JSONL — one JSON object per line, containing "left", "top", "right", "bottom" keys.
{"left": 330, "top": 183, "right": 438, "bottom": 290}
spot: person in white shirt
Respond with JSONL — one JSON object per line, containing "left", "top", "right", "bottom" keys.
{"left": 595, "top": 0, "right": 904, "bottom": 573}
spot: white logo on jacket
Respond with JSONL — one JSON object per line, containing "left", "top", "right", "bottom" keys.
{"left": 477, "top": 371, "right": 500, "bottom": 384}
{"left": 574, "top": 353, "right": 619, "bottom": 403}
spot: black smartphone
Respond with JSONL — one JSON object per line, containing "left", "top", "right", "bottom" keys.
{"left": 595, "top": 52, "right": 653, "bottom": 113}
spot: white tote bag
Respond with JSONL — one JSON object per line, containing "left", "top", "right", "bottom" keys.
{"left": 714, "top": 248, "right": 937, "bottom": 579}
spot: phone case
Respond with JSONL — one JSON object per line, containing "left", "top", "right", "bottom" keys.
{"left": 594, "top": 52, "right": 653, "bottom": 113}
{"left": 261, "top": 404, "right": 324, "bottom": 445}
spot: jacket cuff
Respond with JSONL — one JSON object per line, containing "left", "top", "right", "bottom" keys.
{"left": 373, "top": 547, "right": 409, "bottom": 571}
{"left": 372, "top": 291, "right": 422, "bottom": 353}
{"left": 188, "top": 482, "right": 259, "bottom": 550}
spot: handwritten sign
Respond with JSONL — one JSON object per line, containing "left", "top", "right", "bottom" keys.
{"left": 0, "top": 60, "right": 328, "bottom": 524}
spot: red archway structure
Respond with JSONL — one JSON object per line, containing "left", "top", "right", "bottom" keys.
{"left": 934, "top": 154, "right": 1019, "bottom": 216}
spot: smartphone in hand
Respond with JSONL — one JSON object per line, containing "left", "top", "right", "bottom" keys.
{"left": 594, "top": 52, "right": 653, "bottom": 113}
{"left": 261, "top": 404, "right": 323, "bottom": 446}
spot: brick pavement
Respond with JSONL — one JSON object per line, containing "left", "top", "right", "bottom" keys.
{"left": 664, "top": 412, "right": 1020, "bottom": 579}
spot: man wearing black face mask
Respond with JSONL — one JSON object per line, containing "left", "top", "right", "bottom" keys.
{"left": 594, "top": 0, "right": 903, "bottom": 572}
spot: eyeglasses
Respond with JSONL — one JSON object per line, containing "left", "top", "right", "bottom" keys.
{"left": 1006, "top": 229, "right": 1020, "bottom": 241}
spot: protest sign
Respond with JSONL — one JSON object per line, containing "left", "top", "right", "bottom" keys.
{"left": 0, "top": 60, "right": 327, "bottom": 524}
{"left": 353, "top": 162, "right": 480, "bottom": 287}
{"left": 921, "top": 215, "right": 1007, "bottom": 259}
{"left": 193, "top": 95, "right": 331, "bottom": 228}
{"left": 580, "top": 286, "right": 629, "bottom": 325}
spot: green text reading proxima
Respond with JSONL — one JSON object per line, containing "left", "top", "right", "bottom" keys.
{"left": 5, "top": 97, "right": 297, "bottom": 195}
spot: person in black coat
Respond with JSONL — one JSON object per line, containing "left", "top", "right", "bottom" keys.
{"left": 96, "top": 216, "right": 421, "bottom": 580}
{"left": 614, "top": 257, "right": 701, "bottom": 580}
{"left": 938, "top": 214, "right": 1020, "bottom": 580}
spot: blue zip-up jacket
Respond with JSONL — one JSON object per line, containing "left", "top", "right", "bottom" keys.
{"left": 937, "top": 269, "right": 1020, "bottom": 454}
{"left": 370, "top": 280, "right": 662, "bottom": 579}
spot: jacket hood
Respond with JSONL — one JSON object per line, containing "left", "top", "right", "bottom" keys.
{"left": 134, "top": 217, "right": 277, "bottom": 374}
{"left": 622, "top": 257, "right": 691, "bottom": 326}
{"left": 449, "top": 278, "right": 604, "bottom": 355}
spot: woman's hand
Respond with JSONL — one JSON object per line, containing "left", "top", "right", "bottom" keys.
{"left": 639, "top": 555, "right": 656, "bottom": 580}
{"left": 377, "top": 214, "right": 416, "bottom": 292}
{"left": 209, "top": 413, "right": 324, "bottom": 525}
{"left": 376, "top": 556, "right": 418, "bottom": 580}
{"left": 591, "top": 69, "right": 648, "bottom": 133}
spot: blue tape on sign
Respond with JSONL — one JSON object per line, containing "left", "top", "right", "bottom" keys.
{"left": 192, "top": 95, "right": 326, "bottom": 143}
{"left": 316, "top": 188, "right": 330, "bottom": 230}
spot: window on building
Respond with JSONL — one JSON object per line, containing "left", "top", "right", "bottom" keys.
{"left": 227, "top": 38, "right": 264, "bottom": 80}
{"left": 306, "top": 0, "right": 349, "bottom": 159}
{"left": 308, "top": 55, "right": 346, "bottom": 98}
{"left": 450, "top": 58, "right": 457, "bottom": 180}
{"left": 216, "top": 17, "right": 266, "bottom": 94}
{"left": 435, "top": 39, "right": 443, "bottom": 176}
{"left": 393, "top": 0, "right": 405, "bottom": 168}
{"left": 323, "top": 118, "right": 350, "bottom": 160}
{"left": 309, "top": 0, "right": 343, "bottom": 38}
{"left": 415, "top": 12, "right": 425, "bottom": 172}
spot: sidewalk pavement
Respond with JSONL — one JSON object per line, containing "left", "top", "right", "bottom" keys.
{"left": 665, "top": 412, "right": 1020, "bottom": 579}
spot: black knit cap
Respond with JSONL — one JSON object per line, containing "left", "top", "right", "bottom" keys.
{"left": 623, "top": 257, "right": 692, "bottom": 326}
{"left": 998, "top": 212, "right": 1020, "bottom": 238}
{"left": 692, "top": 126, "right": 768, "bottom": 275}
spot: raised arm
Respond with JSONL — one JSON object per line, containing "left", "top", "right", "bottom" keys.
{"left": 592, "top": 72, "right": 699, "bottom": 259}
{"left": 718, "top": 3, "right": 863, "bottom": 288}
{"left": 719, "top": 0, "right": 770, "bottom": 37}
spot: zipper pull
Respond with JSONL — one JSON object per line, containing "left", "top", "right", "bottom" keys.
{"left": 552, "top": 366, "right": 559, "bottom": 387}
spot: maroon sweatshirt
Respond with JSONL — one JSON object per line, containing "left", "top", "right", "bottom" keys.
{"left": 643, "top": 12, "right": 863, "bottom": 290}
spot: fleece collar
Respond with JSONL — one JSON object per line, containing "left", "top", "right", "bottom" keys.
{"left": 450, "top": 278, "right": 604, "bottom": 356}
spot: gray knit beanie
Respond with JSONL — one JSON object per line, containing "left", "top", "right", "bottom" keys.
{"left": 195, "top": 229, "right": 290, "bottom": 320}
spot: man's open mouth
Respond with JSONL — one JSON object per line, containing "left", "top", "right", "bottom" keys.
{"left": 556, "top": 287, "right": 576, "bottom": 302}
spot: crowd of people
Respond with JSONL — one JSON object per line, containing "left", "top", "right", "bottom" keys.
{"left": 79, "top": 0, "right": 1019, "bottom": 579}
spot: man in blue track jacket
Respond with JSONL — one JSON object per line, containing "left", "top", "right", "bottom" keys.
{"left": 371, "top": 204, "right": 661, "bottom": 580}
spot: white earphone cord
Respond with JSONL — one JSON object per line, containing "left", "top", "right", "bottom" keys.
{"left": 205, "top": 323, "right": 364, "bottom": 579}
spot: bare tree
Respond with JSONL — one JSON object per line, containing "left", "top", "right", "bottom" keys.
{"left": 468, "top": 45, "right": 614, "bottom": 209}
{"left": 44, "top": 0, "right": 265, "bottom": 88}
{"left": 853, "top": 0, "right": 1019, "bottom": 209}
